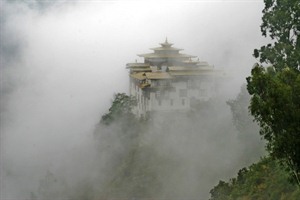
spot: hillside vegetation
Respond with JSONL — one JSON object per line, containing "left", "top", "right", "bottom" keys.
{"left": 210, "top": 157, "right": 300, "bottom": 200}
{"left": 92, "top": 91, "right": 265, "bottom": 199}
{"left": 210, "top": 0, "right": 300, "bottom": 199}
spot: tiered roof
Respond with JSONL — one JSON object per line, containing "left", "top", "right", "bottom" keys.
{"left": 138, "top": 38, "right": 196, "bottom": 59}
{"left": 127, "top": 39, "right": 215, "bottom": 84}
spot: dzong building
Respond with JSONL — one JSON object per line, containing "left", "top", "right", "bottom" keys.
{"left": 126, "top": 39, "right": 217, "bottom": 118}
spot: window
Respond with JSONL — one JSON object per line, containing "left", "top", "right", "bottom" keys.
{"left": 199, "top": 89, "right": 207, "bottom": 97}
{"left": 187, "top": 80, "right": 193, "bottom": 89}
{"left": 188, "top": 79, "right": 198, "bottom": 89}
{"left": 155, "top": 91, "right": 161, "bottom": 99}
{"left": 158, "top": 99, "right": 162, "bottom": 106}
{"left": 179, "top": 89, "right": 187, "bottom": 97}
{"left": 182, "top": 99, "right": 185, "bottom": 106}
{"left": 170, "top": 87, "right": 176, "bottom": 92}
{"left": 161, "top": 65, "right": 167, "bottom": 72}
{"left": 170, "top": 99, "right": 174, "bottom": 106}
{"left": 163, "top": 91, "right": 169, "bottom": 99}
{"left": 158, "top": 80, "right": 168, "bottom": 87}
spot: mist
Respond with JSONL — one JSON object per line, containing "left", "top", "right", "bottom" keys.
{"left": 1, "top": 1, "right": 266, "bottom": 199}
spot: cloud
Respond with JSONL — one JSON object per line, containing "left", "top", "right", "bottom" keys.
{"left": 1, "top": 1, "right": 265, "bottom": 199}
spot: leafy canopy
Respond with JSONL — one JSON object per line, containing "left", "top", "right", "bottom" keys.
{"left": 253, "top": 0, "right": 300, "bottom": 70}
{"left": 209, "top": 157, "right": 300, "bottom": 200}
{"left": 101, "top": 93, "right": 137, "bottom": 125}
{"left": 247, "top": 0, "right": 300, "bottom": 185}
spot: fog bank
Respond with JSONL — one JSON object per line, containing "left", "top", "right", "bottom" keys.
{"left": 1, "top": 1, "right": 265, "bottom": 199}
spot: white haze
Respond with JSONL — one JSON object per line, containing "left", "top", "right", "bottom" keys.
{"left": 1, "top": 1, "right": 266, "bottom": 199}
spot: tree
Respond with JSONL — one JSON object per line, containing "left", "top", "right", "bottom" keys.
{"left": 209, "top": 180, "right": 232, "bottom": 200}
{"left": 100, "top": 93, "right": 137, "bottom": 125}
{"left": 209, "top": 157, "right": 300, "bottom": 200}
{"left": 247, "top": 0, "right": 300, "bottom": 185}
{"left": 253, "top": 0, "right": 300, "bottom": 70}
{"left": 227, "top": 84, "right": 264, "bottom": 165}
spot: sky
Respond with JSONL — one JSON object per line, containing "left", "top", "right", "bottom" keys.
{"left": 0, "top": 0, "right": 266, "bottom": 199}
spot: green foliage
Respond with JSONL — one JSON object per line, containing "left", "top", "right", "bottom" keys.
{"left": 101, "top": 93, "right": 137, "bottom": 125}
{"left": 227, "top": 85, "right": 253, "bottom": 134}
{"left": 209, "top": 157, "right": 300, "bottom": 200}
{"left": 247, "top": 66, "right": 300, "bottom": 184}
{"left": 100, "top": 144, "right": 165, "bottom": 199}
{"left": 254, "top": 0, "right": 300, "bottom": 70}
{"left": 247, "top": 0, "right": 300, "bottom": 185}
{"left": 209, "top": 180, "right": 233, "bottom": 200}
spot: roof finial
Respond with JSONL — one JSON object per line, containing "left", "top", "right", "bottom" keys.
{"left": 160, "top": 37, "right": 173, "bottom": 47}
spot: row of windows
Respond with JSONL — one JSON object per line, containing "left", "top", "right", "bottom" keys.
{"left": 158, "top": 99, "right": 185, "bottom": 106}
{"left": 156, "top": 88, "right": 207, "bottom": 99}
{"left": 156, "top": 89, "right": 186, "bottom": 99}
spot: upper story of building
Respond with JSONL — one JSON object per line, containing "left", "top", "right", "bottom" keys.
{"left": 126, "top": 39, "right": 219, "bottom": 117}
{"left": 126, "top": 38, "right": 214, "bottom": 86}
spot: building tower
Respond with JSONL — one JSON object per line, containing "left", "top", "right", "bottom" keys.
{"left": 126, "top": 39, "right": 215, "bottom": 117}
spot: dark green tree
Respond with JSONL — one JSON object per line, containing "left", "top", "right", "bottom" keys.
{"left": 209, "top": 180, "right": 232, "bottom": 200}
{"left": 247, "top": 0, "right": 300, "bottom": 185}
{"left": 100, "top": 93, "right": 137, "bottom": 125}
{"left": 253, "top": 0, "right": 300, "bottom": 70}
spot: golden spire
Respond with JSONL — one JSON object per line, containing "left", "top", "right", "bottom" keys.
{"left": 160, "top": 37, "right": 173, "bottom": 47}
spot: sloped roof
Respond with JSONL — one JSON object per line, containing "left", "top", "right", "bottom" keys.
{"left": 126, "top": 63, "right": 150, "bottom": 68}
{"left": 150, "top": 46, "right": 183, "bottom": 51}
{"left": 137, "top": 39, "right": 196, "bottom": 58}
{"left": 169, "top": 70, "right": 214, "bottom": 76}
{"left": 145, "top": 72, "right": 173, "bottom": 79}
{"left": 130, "top": 72, "right": 146, "bottom": 80}
{"left": 127, "top": 39, "right": 216, "bottom": 80}
{"left": 138, "top": 53, "right": 196, "bottom": 58}
{"left": 130, "top": 68, "right": 151, "bottom": 72}
{"left": 168, "top": 66, "right": 198, "bottom": 71}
